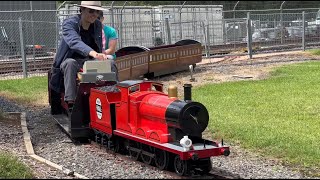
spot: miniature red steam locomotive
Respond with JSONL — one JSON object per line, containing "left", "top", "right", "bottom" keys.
{"left": 48, "top": 61, "right": 230, "bottom": 176}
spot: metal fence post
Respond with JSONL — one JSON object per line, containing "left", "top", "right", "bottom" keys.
{"left": 222, "top": 18, "right": 226, "bottom": 44}
{"left": 201, "top": 21, "right": 210, "bottom": 57}
{"left": 280, "top": 1, "right": 286, "bottom": 44}
{"left": 302, "top": 11, "right": 306, "bottom": 51}
{"left": 280, "top": 8, "right": 283, "bottom": 44}
{"left": 19, "top": 17, "right": 27, "bottom": 78}
{"left": 179, "top": 1, "right": 186, "bottom": 40}
{"left": 206, "top": 21, "right": 211, "bottom": 46}
{"left": 30, "top": 1, "right": 36, "bottom": 70}
{"left": 119, "top": 1, "right": 127, "bottom": 48}
{"left": 192, "top": 8, "right": 196, "bottom": 40}
{"left": 246, "top": 12, "right": 253, "bottom": 59}
{"left": 55, "top": 10, "right": 59, "bottom": 51}
{"left": 165, "top": 18, "right": 172, "bottom": 45}
{"left": 179, "top": 10, "right": 183, "bottom": 40}
{"left": 110, "top": 1, "right": 115, "bottom": 28}
{"left": 119, "top": 14, "right": 123, "bottom": 48}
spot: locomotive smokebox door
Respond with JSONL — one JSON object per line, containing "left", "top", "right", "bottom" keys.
{"left": 166, "top": 100, "right": 209, "bottom": 141}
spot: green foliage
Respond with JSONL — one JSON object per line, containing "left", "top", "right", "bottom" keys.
{"left": 154, "top": 37, "right": 164, "bottom": 46}
{"left": 0, "top": 152, "right": 33, "bottom": 179}
{"left": 193, "top": 61, "right": 320, "bottom": 169}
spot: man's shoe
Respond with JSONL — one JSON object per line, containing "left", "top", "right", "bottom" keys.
{"left": 68, "top": 103, "right": 74, "bottom": 114}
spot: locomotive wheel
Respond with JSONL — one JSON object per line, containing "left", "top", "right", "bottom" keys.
{"left": 174, "top": 155, "right": 188, "bottom": 176}
{"left": 154, "top": 148, "right": 169, "bottom": 170}
{"left": 113, "top": 139, "right": 120, "bottom": 153}
{"left": 113, "top": 137, "right": 127, "bottom": 154}
{"left": 141, "top": 145, "right": 154, "bottom": 165}
{"left": 199, "top": 158, "right": 212, "bottom": 175}
{"left": 129, "top": 141, "right": 141, "bottom": 161}
{"left": 95, "top": 134, "right": 102, "bottom": 144}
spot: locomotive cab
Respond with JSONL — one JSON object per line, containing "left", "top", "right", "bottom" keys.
{"left": 48, "top": 60, "right": 117, "bottom": 140}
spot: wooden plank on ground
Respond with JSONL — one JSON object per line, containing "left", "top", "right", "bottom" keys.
{"left": 20, "top": 112, "right": 35, "bottom": 155}
{"left": 19, "top": 111, "right": 89, "bottom": 179}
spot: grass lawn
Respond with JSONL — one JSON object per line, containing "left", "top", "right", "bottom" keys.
{"left": 193, "top": 61, "right": 320, "bottom": 169}
{"left": 0, "top": 151, "right": 33, "bottom": 178}
{"left": 0, "top": 76, "right": 48, "bottom": 106}
{"left": 308, "top": 49, "right": 320, "bottom": 56}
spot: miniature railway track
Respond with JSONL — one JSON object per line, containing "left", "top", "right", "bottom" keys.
{"left": 0, "top": 56, "right": 53, "bottom": 75}
{"left": 87, "top": 141, "right": 239, "bottom": 179}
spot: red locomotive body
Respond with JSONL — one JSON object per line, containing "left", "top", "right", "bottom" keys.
{"left": 88, "top": 80, "right": 230, "bottom": 175}
{"left": 48, "top": 60, "right": 230, "bottom": 176}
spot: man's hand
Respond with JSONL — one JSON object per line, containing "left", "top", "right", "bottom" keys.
{"left": 89, "top": 51, "right": 107, "bottom": 60}
{"left": 95, "top": 53, "right": 107, "bottom": 61}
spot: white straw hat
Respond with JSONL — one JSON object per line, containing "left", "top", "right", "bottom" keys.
{"left": 77, "top": 1, "right": 106, "bottom": 11}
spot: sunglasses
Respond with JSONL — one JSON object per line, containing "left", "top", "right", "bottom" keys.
{"left": 88, "top": 8, "right": 101, "bottom": 15}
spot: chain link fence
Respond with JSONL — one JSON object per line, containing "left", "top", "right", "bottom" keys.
{"left": 0, "top": 2, "right": 320, "bottom": 80}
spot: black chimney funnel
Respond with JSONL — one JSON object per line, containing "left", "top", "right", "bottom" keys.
{"left": 183, "top": 84, "right": 192, "bottom": 102}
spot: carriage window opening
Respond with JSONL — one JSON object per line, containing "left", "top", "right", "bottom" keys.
{"left": 129, "top": 85, "right": 140, "bottom": 94}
